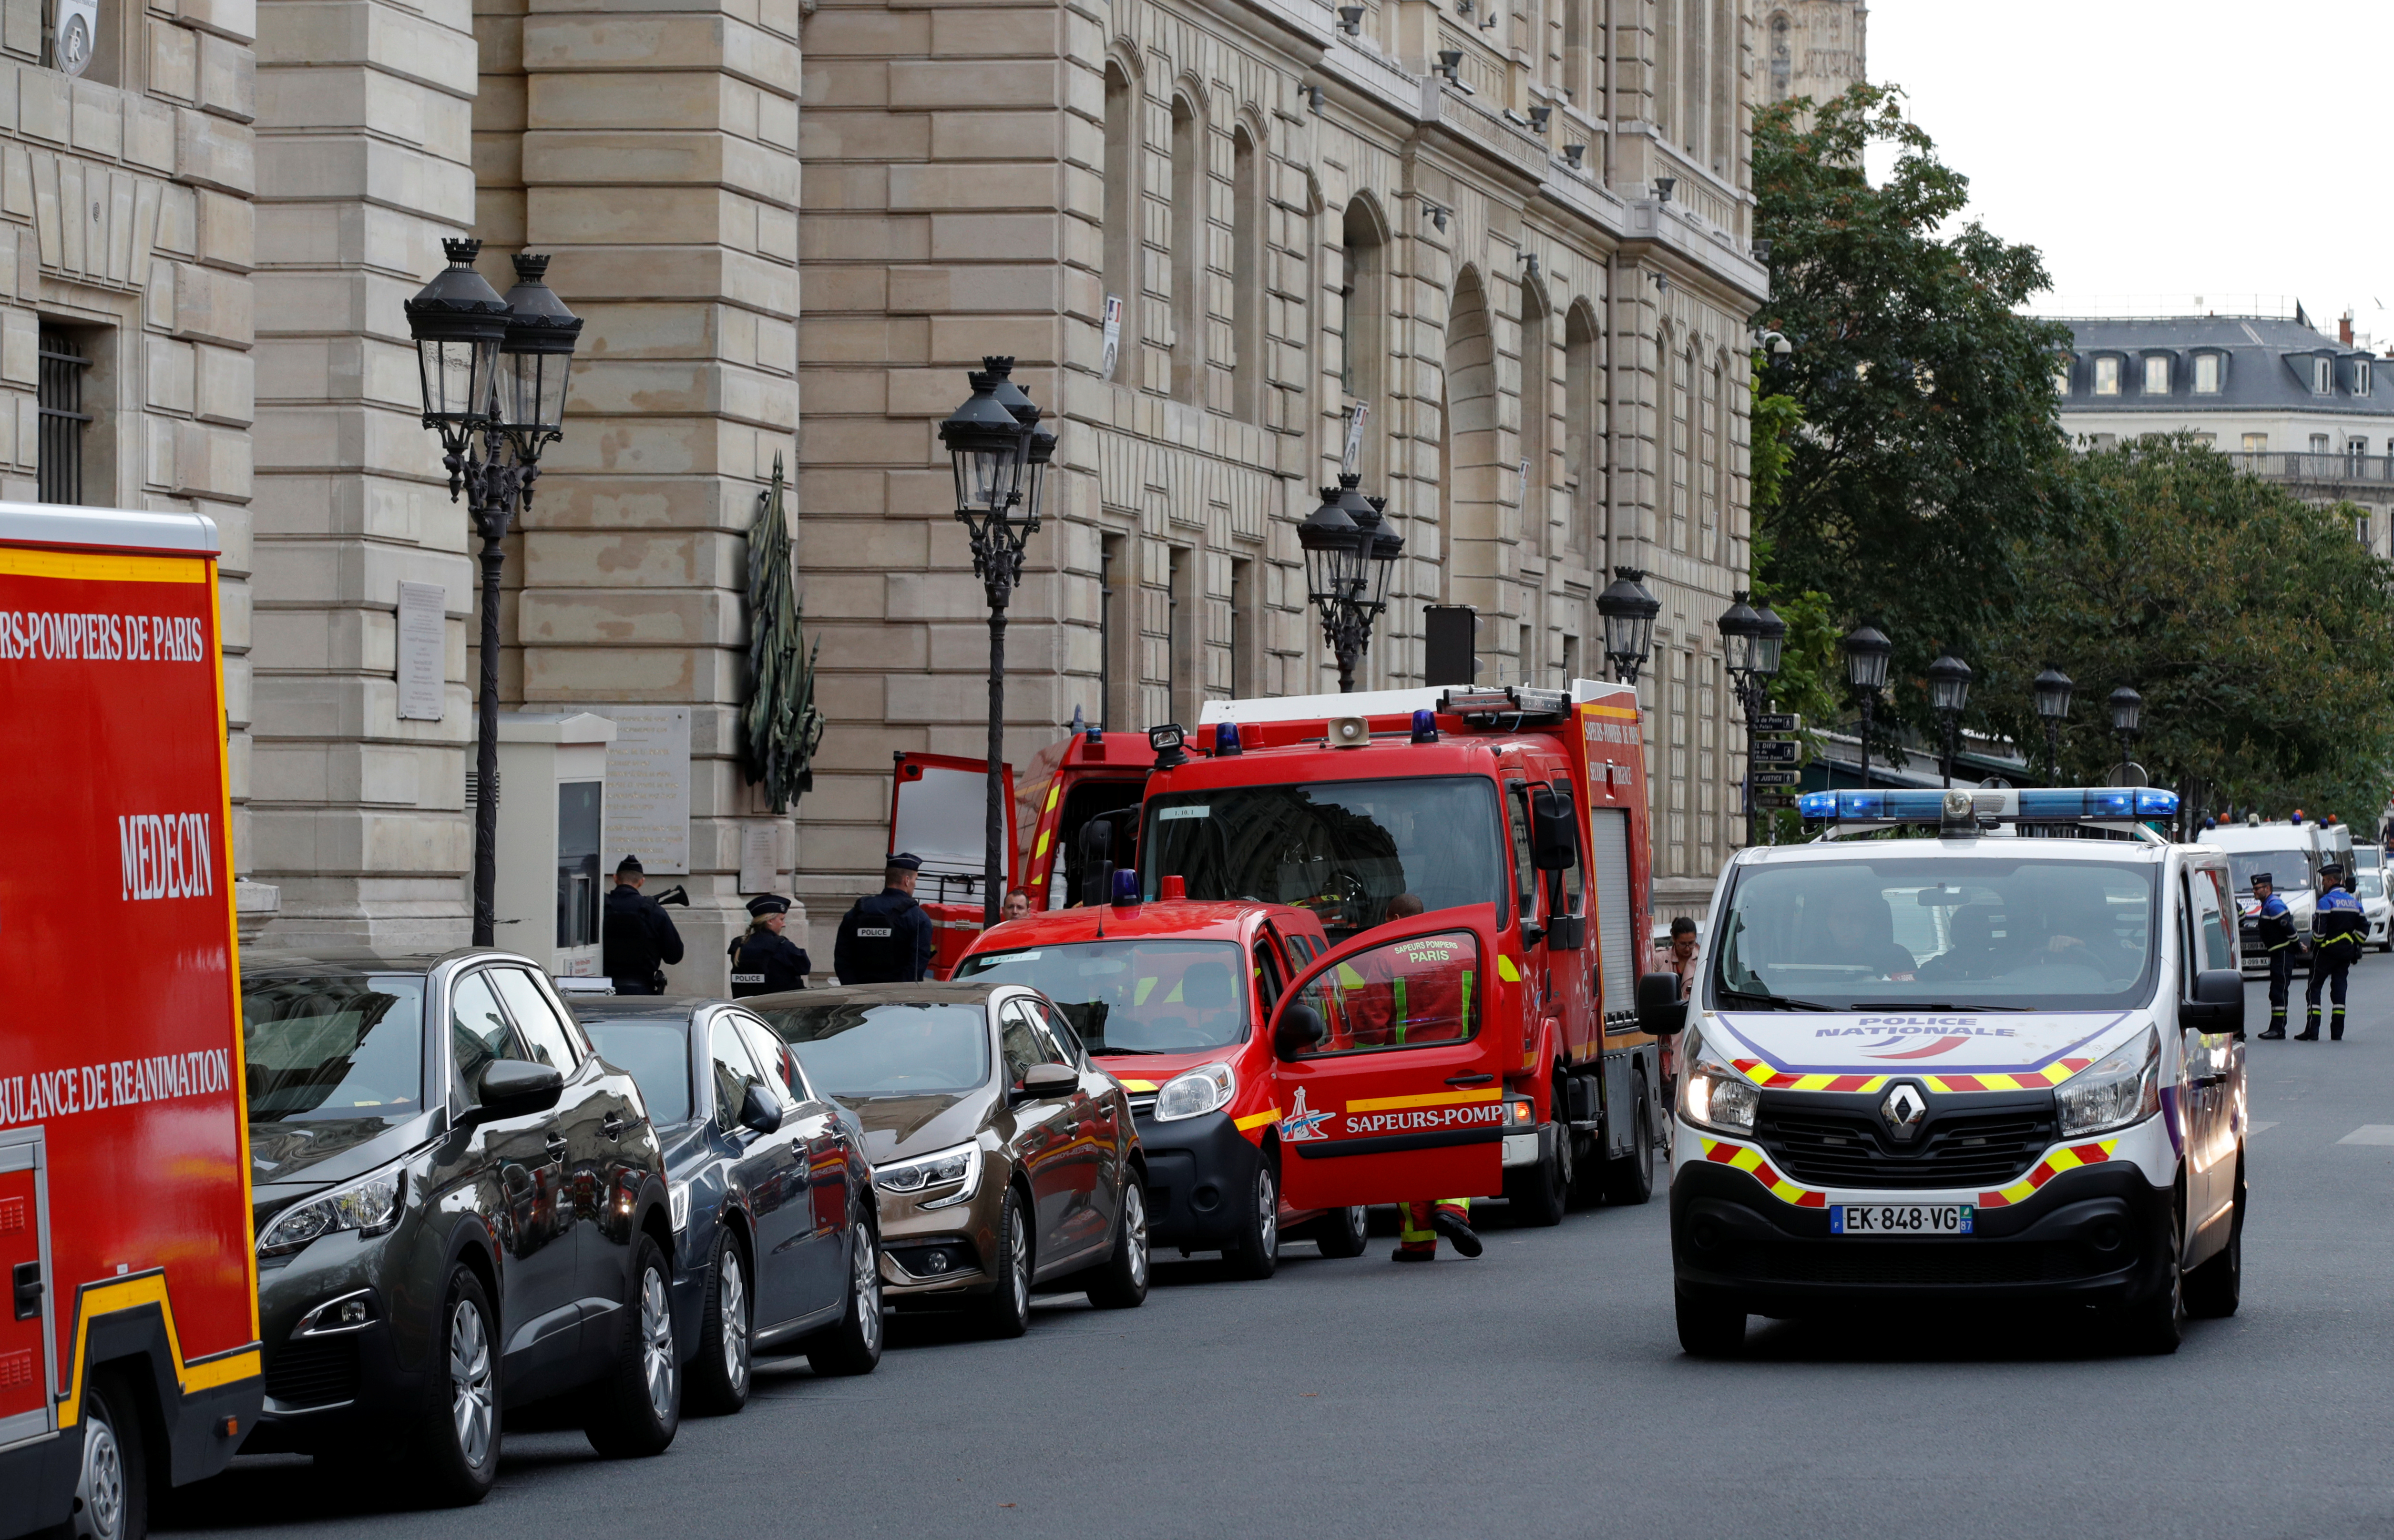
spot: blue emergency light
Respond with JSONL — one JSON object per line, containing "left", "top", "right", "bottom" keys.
{"left": 1795, "top": 787, "right": 2181, "bottom": 824}
{"left": 1215, "top": 721, "right": 1243, "bottom": 755}
{"left": 1411, "top": 708, "right": 1439, "bottom": 744}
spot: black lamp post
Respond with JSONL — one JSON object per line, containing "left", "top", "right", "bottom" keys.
{"left": 2033, "top": 665, "right": 2073, "bottom": 783}
{"left": 1842, "top": 622, "right": 1891, "bottom": 789}
{"left": 1719, "top": 592, "right": 1786, "bottom": 847}
{"left": 1297, "top": 472, "right": 1402, "bottom": 693}
{"left": 1596, "top": 567, "right": 1660, "bottom": 685}
{"left": 940, "top": 356, "right": 1054, "bottom": 928}
{"left": 406, "top": 239, "right": 581, "bottom": 948}
{"left": 1926, "top": 653, "right": 1973, "bottom": 788}
{"left": 2109, "top": 684, "right": 2144, "bottom": 786}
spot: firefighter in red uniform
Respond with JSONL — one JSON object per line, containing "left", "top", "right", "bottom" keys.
{"left": 1347, "top": 894, "right": 1484, "bottom": 1263}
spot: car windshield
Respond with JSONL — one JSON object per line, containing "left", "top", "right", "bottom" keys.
{"left": 1141, "top": 775, "right": 1505, "bottom": 943}
{"left": 242, "top": 975, "right": 425, "bottom": 1122}
{"left": 2221, "top": 849, "right": 2308, "bottom": 893}
{"left": 1710, "top": 858, "right": 2160, "bottom": 1012}
{"left": 755, "top": 1001, "right": 991, "bottom": 1099}
{"left": 2359, "top": 870, "right": 2385, "bottom": 899}
{"left": 956, "top": 940, "right": 1249, "bottom": 1053}
{"left": 581, "top": 1019, "right": 693, "bottom": 1125}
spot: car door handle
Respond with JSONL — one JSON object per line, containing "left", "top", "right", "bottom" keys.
{"left": 602, "top": 1112, "right": 624, "bottom": 1141}
{"left": 1445, "top": 1073, "right": 1495, "bottom": 1087}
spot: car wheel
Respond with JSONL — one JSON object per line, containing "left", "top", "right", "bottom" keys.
{"left": 2186, "top": 1154, "right": 2245, "bottom": 1319}
{"left": 584, "top": 1234, "right": 680, "bottom": 1457}
{"left": 686, "top": 1231, "right": 752, "bottom": 1416}
{"left": 1506, "top": 1090, "right": 1569, "bottom": 1227}
{"left": 1083, "top": 1177, "right": 1150, "bottom": 1309}
{"left": 413, "top": 1266, "right": 500, "bottom": 1507}
{"left": 1675, "top": 1286, "right": 1746, "bottom": 1357}
{"left": 1311, "top": 1203, "right": 1371, "bottom": 1259}
{"left": 70, "top": 1374, "right": 146, "bottom": 1540}
{"left": 2107, "top": 1202, "right": 2187, "bottom": 1356}
{"left": 805, "top": 1219, "right": 885, "bottom": 1376}
{"left": 1224, "top": 1154, "right": 1280, "bottom": 1279}
{"left": 1604, "top": 1077, "right": 1657, "bottom": 1206}
{"left": 978, "top": 1186, "right": 1034, "bottom": 1339}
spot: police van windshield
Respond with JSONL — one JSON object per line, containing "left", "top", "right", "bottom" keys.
{"left": 2224, "top": 850, "right": 2308, "bottom": 893}
{"left": 957, "top": 940, "right": 1248, "bottom": 1053}
{"left": 241, "top": 975, "right": 425, "bottom": 1122}
{"left": 756, "top": 1001, "right": 991, "bottom": 1100}
{"left": 1710, "top": 859, "right": 2160, "bottom": 1012}
{"left": 1140, "top": 776, "right": 1506, "bottom": 944}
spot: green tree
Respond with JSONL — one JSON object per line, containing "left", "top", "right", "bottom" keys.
{"left": 1752, "top": 84, "right": 2073, "bottom": 738}
{"left": 1975, "top": 437, "right": 2394, "bottom": 821}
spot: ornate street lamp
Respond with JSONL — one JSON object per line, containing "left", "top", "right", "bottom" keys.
{"left": 1926, "top": 653, "right": 1973, "bottom": 789}
{"left": 2033, "top": 665, "right": 2073, "bottom": 783}
{"left": 406, "top": 239, "right": 580, "bottom": 948}
{"left": 1596, "top": 567, "right": 1660, "bottom": 685}
{"left": 2109, "top": 683, "right": 2144, "bottom": 787}
{"left": 1298, "top": 473, "right": 1401, "bottom": 692}
{"left": 1719, "top": 592, "right": 1786, "bottom": 847}
{"left": 1842, "top": 622, "right": 1891, "bottom": 789}
{"left": 940, "top": 356, "right": 1053, "bottom": 927}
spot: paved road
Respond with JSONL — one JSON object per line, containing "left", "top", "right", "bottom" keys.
{"left": 171, "top": 971, "right": 2394, "bottom": 1540}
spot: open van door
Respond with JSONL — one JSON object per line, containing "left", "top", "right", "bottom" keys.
{"left": 888, "top": 750, "right": 1015, "bottom": 976}
{"left": 1267, "top": 904, "right": 1510, "bottom": 1207}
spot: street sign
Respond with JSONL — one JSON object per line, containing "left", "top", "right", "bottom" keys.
{"left": 1751, "top": 769, "right": 1802, "bottom": 787}
{"left": 1754, "top": 713, "right": 1802, "bottom": 734}
{"left": 1751, "top": 739, "right": 1800, "bottom": 764}
{"left": 1754, "top": 792, "right": 1798, "bottom": 809}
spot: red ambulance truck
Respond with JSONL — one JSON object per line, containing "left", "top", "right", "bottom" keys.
{"left": 0, "top": 504, "right": 261, "bottom": 1540}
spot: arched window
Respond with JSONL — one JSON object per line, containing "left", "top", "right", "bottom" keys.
{"left": 1170, "top": 94, "right": 1205, "bottom": 405}
{"left": 1340, "top": 199, "right": 1385, "bottom": 480}
{"left": 1564, "top": 301, "right": 1600, "bottom": 556}
{"left": 1232, "top": 123, "right": 1264, "bottom": 423}
{"left": 1102, "top": 61, "right": 1138, "bottom": 379}
{"left": 1443, "top": 269, "right": 1496, "bottom": 610}
{"left": 1521, "top": 277, "right": 1551, "bottom": 551}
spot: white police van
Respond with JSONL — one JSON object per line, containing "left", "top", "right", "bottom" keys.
{"left": 1657, "top": 787, "right": 2247, "bottom": 1356}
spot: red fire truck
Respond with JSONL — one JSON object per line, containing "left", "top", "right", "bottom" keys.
{"left": 890, "top": 682, "right": 1662, "bottom": 1218}
{"left": 0, "top": 505, "right": 261, "bottom": 1540}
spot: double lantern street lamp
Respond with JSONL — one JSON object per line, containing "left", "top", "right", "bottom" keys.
{"left": 1841, "top": 622, "right": 1892, "bottom": 789}
{"left": 1926, "top": 653, "right": 1973, "bottom": 789}
{"left": 938, "top": 357, "right": 1058, "bottom": 927}
{"left": 2033, "top": 665, "right": 2074, "bottom": 782}
{"left": 405, "top": 239, "right": 584, "bottom": 948}
{"left": 1297, "top": 474, "right": 1404, "bottom": 693}
{"left": 1718, "top": 592, "right": 1786, "bottom": 846}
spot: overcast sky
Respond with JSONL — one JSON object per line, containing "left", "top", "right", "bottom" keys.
{"left": 1862, "top": 1, "right": 2394, "bottom": 347}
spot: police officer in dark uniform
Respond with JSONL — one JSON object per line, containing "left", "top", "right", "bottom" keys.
{"left": 727, "top": 894, "right": 811, "bottom": 998}
{"left": 2251, "top": 872, "right": 2296, "bottom": 1039}
{"left": 832, "top": 853, "right": 937, "bottom": 984}
{"left": 2303, "top": 862, "right": 2367, "bottom": 1041}
{"left": 603, "top": 855, "right": 686, "bottom": 995}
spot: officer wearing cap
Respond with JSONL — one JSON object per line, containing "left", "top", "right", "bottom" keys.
{"left": 2303, "top": 861, "right": 2366, "bottom": 1041}
{"left": 2250, "top": 871, "right": 2295, "bottom": 1039}
{"left": 726, "top": 894, "right": 811, "bottom": 999}
{"left": 603, "top": 855, "right": 686, "bottom": 996}
{"left": 832, "top": 853, "right": 938, "bottom": 984}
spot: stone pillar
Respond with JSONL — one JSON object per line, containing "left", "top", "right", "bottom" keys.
{"left": 249, "top": 0, "right": 481, "bottom": 948}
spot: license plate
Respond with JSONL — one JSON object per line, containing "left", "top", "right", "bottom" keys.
{"left": 1830, "top": 1203, "right": 1974, "bottom": 1235}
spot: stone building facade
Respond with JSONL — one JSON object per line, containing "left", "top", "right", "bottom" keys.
{"left": 799, "top": 0, "right": 1770, "bottom": 919}
{"left": 1761, "top": 0, "right": 1862, "bottom": 112}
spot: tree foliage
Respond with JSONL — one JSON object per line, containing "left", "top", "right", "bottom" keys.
{"left": 1751, "top": 84, "right": 2073, "bottom": 734}
{"left": 1974, "top": 438, "right": 2394, "bottom": 822}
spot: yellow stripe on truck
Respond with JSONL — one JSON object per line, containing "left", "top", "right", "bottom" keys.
{"left": 1345, "top": 1088, "right": 1503, "bottom": 1113}
{"left": 0, "top": 548, "right": 207, "bottom": 584}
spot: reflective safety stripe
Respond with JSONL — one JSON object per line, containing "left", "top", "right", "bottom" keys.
{"left": 1978, "top": 1139, "right": 2118, "bottom": 1208}
{"left": 1234, "top": 1107, "right": 1282, "bottom": 1132}
{"left": 1346, "top": 1089, "right": 1502, "bottom": 1113}
{"left": 1698, "top": 1138, "right": 1827, "bottom": 1209}
{"left": 1497, "top": 954, "right": 1523, "bottom": 984}
{"left": 1731, "top": 1056, "right": 2096, "bottom": 1094}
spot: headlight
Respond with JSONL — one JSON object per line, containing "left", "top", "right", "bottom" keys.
{"left": 668, "top": 1180, "right": 690, "bottom": 1233}
{"left": 876, "top": 1142, "right": 982, "bottom": 1211}
{"left": 1678, "top": 1027, "right": 1759, "bottom": 1135}
{"left": 1152, "top": 1063, "right": 1235, "bottom": 1122}
{"left": 2056, "top": 1027, "right": 2160, "bottom": 1138}
{"left": 256, "top": 1163, "right": 405, "bottom": 1258}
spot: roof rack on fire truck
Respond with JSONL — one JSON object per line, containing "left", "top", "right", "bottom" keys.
{"left": 1798, "top": 785, "right": 2182, "bottom": 843}
{"left": 1437, "top": 685, "right": 1572, "bottom": 724}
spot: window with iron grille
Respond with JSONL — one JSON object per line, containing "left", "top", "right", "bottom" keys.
{"left": 38, "top": 326, "right": 90, "bottom": 505}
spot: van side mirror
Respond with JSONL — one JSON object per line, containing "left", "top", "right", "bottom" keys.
{"left": 1531, "top": 786, "right": 1579, "bottom": 872}
{"left": 739, "top": 1081, "right": 786, "bottom": 1135}
{"left": 471, "top": 1059, "right": 564, "bottom": 1122}
{"left": 2181, "top": 968, "right": 2245, "bottom": 1036}
{"left": 1637, "top": 972, "right": 1689, "bottom": 1036}
{"left": 1274, "top": 1002, "right": 1327, "bottom": 1059}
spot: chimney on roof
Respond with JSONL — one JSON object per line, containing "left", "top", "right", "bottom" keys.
{"left": 2342, "top": 311, "right": 2355, "bottom": 346}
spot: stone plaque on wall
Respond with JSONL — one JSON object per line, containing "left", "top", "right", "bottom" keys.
{"left": 395, "top": 582, "right": 446, "bottom": 722}
{"left": 739, "top": 824, "right": 779, "bottom": 895}
{"left": 597, "top": 706, "right": 691, "bottom": 876}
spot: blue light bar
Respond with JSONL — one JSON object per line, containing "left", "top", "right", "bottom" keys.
{"left": 1798, "top": 787, "right": 2181, "bottom": 824}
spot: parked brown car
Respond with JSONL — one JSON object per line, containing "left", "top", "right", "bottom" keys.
{"left": 747, "top": 981, "right": 1147, "bottom": 1335}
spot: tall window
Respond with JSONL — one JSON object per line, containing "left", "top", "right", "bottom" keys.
{"left": 2310, "top": 433, "right": 2331, "bottom": 455}
{"left": 1700, "top": 354, "right": 1721, "bottom": 561}
{"left": 2193, "top": 353, "right": 2220, "bottom": 393}
{"left": 1564, "top": 0, "right": 1594, "bottom": 109}
{"left": 2143, "top": 355, "right": 2169, "bottom": 394}
{"left": 38, "top": 326, "right": 90, "bottom": 506}
{"left": 1099, "top": 533, "right": 1125, "bottom": 729}
{"left": 1681, "top": 0, "right": 1705, "bottom": 154}
{"left": 2313, "top": 356, "right": 2333, "bottom": 395}
{"left": 1102, "top": 63, "right": 1138, "bottom": 381}
{"left": 1768, "top": 10, "right": 1791, "bottom": 101}
{"left": 1340, "top": 201, "right": 1385, "bottom": 479}
{"left": 2094, "top": 356, "right": 2120, "bottom": 395}
{"left": 1232, "top": 125, "right": 1264, "bottom": 423}
{"left": 2053, "top": 360, "right": 2072, "bottom": 397}
{"left": 1166, "top": 546, "right": 1194, "bottom": 722}
{"left": 1521, "top": 281, "right": 1550, "bottom": 548}
{"left": 1565, "top": 303, "right": 1599, "bottom": 555}
{"left": 1669, "top": 340, "right": 1692, "bottom": 551}
{"left": 1708, "top": 0, "right": 1732, "bottom": 170}
{"left": 1656, "top": 0, "right": 1676, "bottom": 145}
{"left": 1170, "top": 96, "right": 1205, "bottom": 404}
{"left": 1230, "top": 557, "right": 1258, "bottom": 697}
{"left": 2359, "top": 361, "right": 2374, "bottom": 396}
